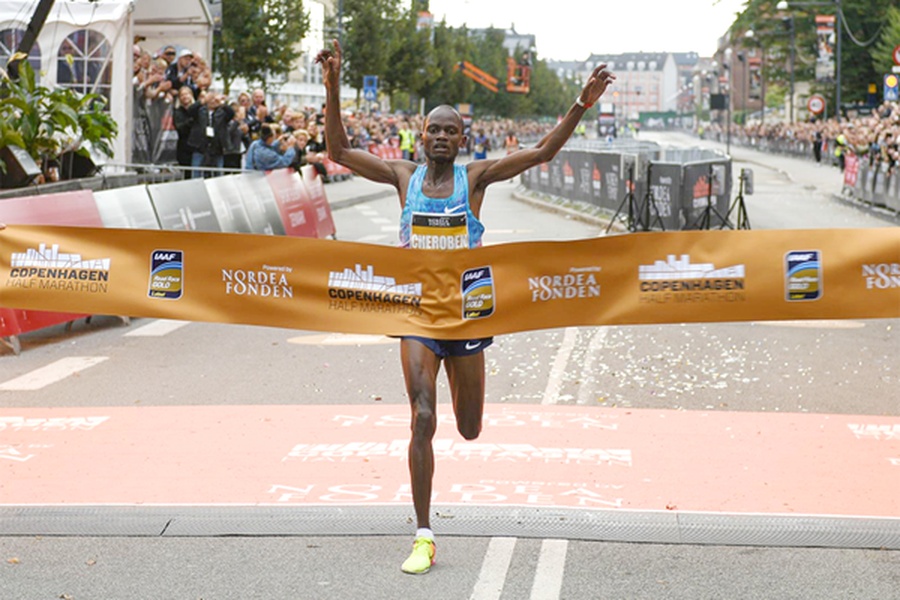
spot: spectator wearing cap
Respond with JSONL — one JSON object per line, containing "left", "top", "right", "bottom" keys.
{"left": 160, "top": 46, "right": 177, "bottom": 66}
{"left": 165, "top": 48, "right": 198, "bottom": 97}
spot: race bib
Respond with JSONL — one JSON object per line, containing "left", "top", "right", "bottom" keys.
{"left": 410, "top": 212, "right": 469, "bottom": 250}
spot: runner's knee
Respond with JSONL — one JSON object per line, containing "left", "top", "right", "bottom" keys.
{"left": 457, "top": 419, "right": 481, "bottom": 441}
{"left": 410, "top": 402, "right": 437, "bottom": 440}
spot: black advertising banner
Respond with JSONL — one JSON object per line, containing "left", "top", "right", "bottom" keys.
{"left": 647, "top": 163, "right": 682, "bottom": 230}
{"left": 549, "top": 160, "right": 564, "bottom": 193}
{"left": 592, "top": 153, "right": 623, "bottom": 211}
{"left": 681, "top": 162, "right": 732, "bottom": 229}
{"left": 574, "top": 151, "right": 594, "bottom": 205}
{"left": 146, "top": 179, "right": 222, "bottom": 232}
{"left": 560, "top": 153, "right": 577, "bottom": 199}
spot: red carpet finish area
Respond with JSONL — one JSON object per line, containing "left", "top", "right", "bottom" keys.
{"left": 2, "top": 404, "right": 898, "bottom": 548}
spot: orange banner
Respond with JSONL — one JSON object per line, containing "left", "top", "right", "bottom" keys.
{"left": 1, "top": 226, "right": 897, "bottom": 338}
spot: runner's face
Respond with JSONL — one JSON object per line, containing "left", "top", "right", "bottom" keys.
{"left": 423, "top": 110, "right": 464, "bottom": 163}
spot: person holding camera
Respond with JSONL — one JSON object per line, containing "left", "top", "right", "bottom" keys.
{"left": 165, "top": 48, "right": 199, "bottom": 98}
{"left": 244, "top": 124, "right": 298, "bottom": 171}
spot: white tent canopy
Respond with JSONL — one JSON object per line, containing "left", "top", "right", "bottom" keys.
{"left": 1, "top": 0, "right": 213, "bottom": 166}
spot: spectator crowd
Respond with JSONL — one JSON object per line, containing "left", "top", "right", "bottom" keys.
{"left": 700, "top": 100, "right": 899, "bottom": 176}
{"left": 132, "top": 39, "right": 557, "bottom": 180}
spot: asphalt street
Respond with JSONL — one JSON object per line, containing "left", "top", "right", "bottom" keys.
{"left": 0, "top": 133, "right": 898, "bottom": 600}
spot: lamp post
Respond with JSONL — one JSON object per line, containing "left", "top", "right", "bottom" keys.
{"left": 724, "top": 48, "right": 733, "bottom": 155}
{"left": 777, "top": 0, "right": 841, "bottom": 121}
{"left": 783, "top": 15, "right": 795, "bottom": 122}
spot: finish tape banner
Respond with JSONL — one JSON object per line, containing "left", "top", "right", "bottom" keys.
{"left": 0, "top": 226, "right": 897, "bottom": 338}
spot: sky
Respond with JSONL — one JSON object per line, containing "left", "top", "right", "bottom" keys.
{"left": 426, "top": 0, "right": 749, "bottom": 61}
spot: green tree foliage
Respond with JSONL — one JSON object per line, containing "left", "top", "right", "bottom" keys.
{"left": 339, "top": 0, "right": 401, "bottom": 98}
{"left": 384, "top": 6, "right": 438, "bottom": 112}
{"left": 731, "top": 0, "right": 893, "bottom": 109}
{"left": 871, "top": 5, "right": 900, "bottom": 76}
{"left": 419, "top": 22, "right": 475, "bottom": 111}
{"left": 215, "top": 0, "right": 309, "bottom": 94}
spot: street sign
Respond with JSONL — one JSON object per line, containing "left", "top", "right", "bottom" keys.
{"left": 363, "top": 75, "right": 378, "bottom": 102}
{"left": 885, "top": 74, "right": 900, "bottom": 103}
{"left": 807, "top": 94, "right": 826, "bottom": 115}
{"left": 893, "top": 44, "right": 900, "bottom": 66}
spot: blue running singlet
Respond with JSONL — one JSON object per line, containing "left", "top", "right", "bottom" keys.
{"left": 399, "top": 164, "right": 485, "bottom": 249}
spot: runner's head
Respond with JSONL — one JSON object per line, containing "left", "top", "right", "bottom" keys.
{"left": 423, "top": 105, "right": 465, "bottom": 164}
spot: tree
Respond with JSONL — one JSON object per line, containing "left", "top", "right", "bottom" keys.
{"left": 420, "top": 22, "right": 475, "bottom": 111}
{"left": 215, "top": 0, "right": 309, "bottom": 95}
{"left": 340, "top": 0, "right": 401, "bottom": 103}
{"left": 871, "top": 5, "right": 900, "bottom": 77}
{"left": 384, "top": 6, "right": 438, "bottom": 112}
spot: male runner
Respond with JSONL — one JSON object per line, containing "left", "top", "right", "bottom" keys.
{"left": 316, "top": 40, "right": 614, "bottom": 574}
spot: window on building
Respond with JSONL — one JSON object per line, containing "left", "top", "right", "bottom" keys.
{"left": 57, "top": 29, "right": 111, "bottom": 105}
{"left": 0, "top": 28, "right": 41, "bottom": 81}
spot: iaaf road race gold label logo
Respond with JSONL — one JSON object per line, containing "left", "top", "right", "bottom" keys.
{"left": 638, "top": 254, "right": 746, "bottom": 304}
{"left": 328, "top": 264, "right": 423, "bottom": 316}
{"left": 6, "top": 243, "right": 110, "bottom": 294}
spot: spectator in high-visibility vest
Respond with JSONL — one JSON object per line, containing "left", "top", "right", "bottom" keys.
{"left": 399, "top": 122, "right": 416, "bottom": 161}
{"left": 835, "top": 133, "right": 847, "bottom": 172}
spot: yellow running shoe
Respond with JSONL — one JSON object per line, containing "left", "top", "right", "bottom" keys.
{"left": 401, "top": 537, "right": 436, "bottom": 574}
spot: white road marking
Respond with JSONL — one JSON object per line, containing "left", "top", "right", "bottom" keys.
{"left": 470, "top": 537, "right": 517, "bottom": 600}
{"left": 529, "top": 539, "right": 568, "bottom": 600}
{"left": 370, "top": 217, "right": 391, "bottom": 224}
{"left": 542, "top": 327, "right": 578, "bottom": 405}
{"left": 287, "top": 333, "right": 397, "bottom": 345}
{"left": 380, "top": 225, "right": 400, "bottom": 233}
{"left": 577, "top": 327, "right": 609, "bottom": 405}
{"left": 124, "top": 319, "right": 189, "bottom": 337}
{"left": 0, "top": 357, "right": 109, "bottom": 391}
{"left": 356, "top": 234, "right": 388, "bottom": 243}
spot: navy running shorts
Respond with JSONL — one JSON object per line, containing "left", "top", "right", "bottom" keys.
{"left": 402, "top": 336, "right": 493, "bottom": 358}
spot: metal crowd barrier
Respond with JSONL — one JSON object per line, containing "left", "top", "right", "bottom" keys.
{"left": 843, "top": 154, "right": 900, "bottom": 213}
{"left": 521, "top": 144, "right": 733, "bottom": 232}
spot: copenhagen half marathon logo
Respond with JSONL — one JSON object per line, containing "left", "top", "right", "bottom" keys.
{"left": 638, "top": 254, "right": 746, "bottom": 304}
{"left": 6, "top": 243, "right": 111, "bottom": 293}
{"left": 328, "top": 264, "right": 423, "bottom": 315}
{"left": 222, "top": 264, "right": 294, "bottom": 298}
{"left": 530, "top": 266, "right": 601, "bottom": 303}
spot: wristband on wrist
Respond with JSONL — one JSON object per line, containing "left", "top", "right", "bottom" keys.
{"left": 575, "top": 96, "right": 593, "bottom": 109}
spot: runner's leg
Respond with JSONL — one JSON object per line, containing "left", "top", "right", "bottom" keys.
{"left": 400, "top": 338, "right": 441, "bottom": 529}
{"left": 444, "top": 352, "right": 485, "bottom": 441}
